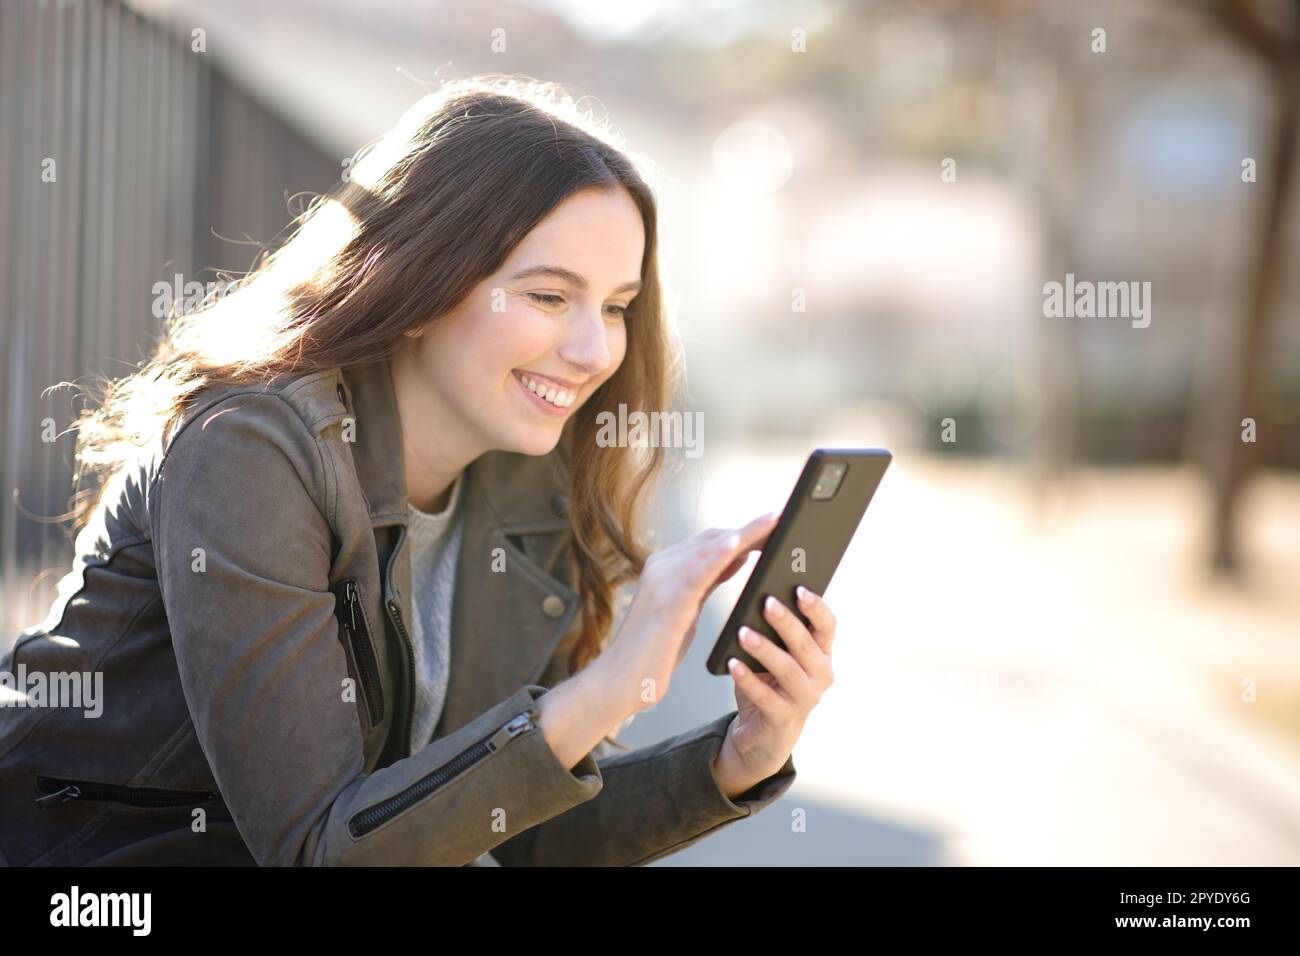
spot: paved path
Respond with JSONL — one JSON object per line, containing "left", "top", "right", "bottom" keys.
{"left": 624, "top": 440, "right": 1300, "bottom": 865}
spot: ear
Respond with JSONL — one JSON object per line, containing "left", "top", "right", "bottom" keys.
{"left": 403, "top": 324, "right": 425, "bottom": 340}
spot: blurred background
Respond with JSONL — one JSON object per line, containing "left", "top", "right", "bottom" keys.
{"left": 2, "top": 0, "right": 1298, "bottom": 864}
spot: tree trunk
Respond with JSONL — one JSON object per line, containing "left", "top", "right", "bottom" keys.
{"left": 1208, "top": 69, "right": 1297, "bottom": 573}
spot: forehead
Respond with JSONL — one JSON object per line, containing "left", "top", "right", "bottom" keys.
{"left": 507, "top": 187, "right": 645, "bottom": 285}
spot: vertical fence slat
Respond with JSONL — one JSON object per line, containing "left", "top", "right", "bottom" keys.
{"left": 1, "top": 0, "right": 340, "bottom": 642}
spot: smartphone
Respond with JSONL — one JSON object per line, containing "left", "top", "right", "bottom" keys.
{"left": 706, "top": 447, "right": 892, "bottom": 676}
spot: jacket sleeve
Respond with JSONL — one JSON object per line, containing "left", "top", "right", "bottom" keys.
{"left": 152, "top": 392, "right": 604, "bottom": 866}
{"left": 488, "top": 710, "right": 797, "bottom": 866}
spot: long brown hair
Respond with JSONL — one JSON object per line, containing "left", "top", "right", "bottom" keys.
{"left": 69, "top": 75, "right": 682, "bottom": 685}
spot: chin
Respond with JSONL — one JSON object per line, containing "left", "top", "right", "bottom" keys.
{"left": 503, "top": 425, "right": 563, "bottom": 457}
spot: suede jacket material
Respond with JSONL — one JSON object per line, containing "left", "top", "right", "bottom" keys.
{"left": 0, "top": 359, "right": 796, "bottom": 866}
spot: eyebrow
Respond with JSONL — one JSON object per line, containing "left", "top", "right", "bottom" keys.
{"left": 509, "top": 265, "right": 642, "bottom": 296}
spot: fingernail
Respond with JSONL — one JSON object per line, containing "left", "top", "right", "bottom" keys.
{"left": 765, "top": 595, "right": 784, "bottom": 618}
{"left": 739, "top": 626, "right": 758, "bottom": 646}
{"left": 797, "top": 586, "right": 813, "bottom": 604}
{"left": 727, "top": 657, "right": 744, "bottom": 675}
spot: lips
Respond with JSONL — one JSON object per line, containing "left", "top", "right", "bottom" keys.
{"left": 512, "top": 369, "right": 574, "bottom": 416}
{"left": 513, "top": 370, "right": 577, "bottom": 408}
{"left": 515, "top": 369, "right": 584, "bottom": 390}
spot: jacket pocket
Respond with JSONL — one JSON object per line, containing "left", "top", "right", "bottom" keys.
{"left": 333, "top": 578, "right": 386, "bottom": 730}
{"left": 34, "top": 774, "right": 218, "bottom": 810}
{"left": 346, "top": 706, "right": 540, "bottom": 839}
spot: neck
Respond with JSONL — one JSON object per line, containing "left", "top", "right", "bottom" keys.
{"left": 412, "top": 478, "right": 456, "bottom": 516}
{"left": 387, "top": 348, "right": 480, "bottom": 514}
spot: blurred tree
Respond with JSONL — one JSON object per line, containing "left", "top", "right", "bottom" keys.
{"left": 892, "top": 0, "right": 1297, "bottom": 575}
{"left": 1193, "top": 0, "right": 1299, "bottom": 574}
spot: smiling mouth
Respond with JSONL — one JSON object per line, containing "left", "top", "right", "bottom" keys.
{"left": 513, "top": 369, "right": 578, "bottom": 409}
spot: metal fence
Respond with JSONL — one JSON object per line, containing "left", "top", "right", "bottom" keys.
{"left": 1, "top": 0, "right": 340, "bottom": 641}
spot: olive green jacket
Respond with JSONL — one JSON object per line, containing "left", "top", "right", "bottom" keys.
{"left": 0, "top": 358, "right": 796, "bottom": 866}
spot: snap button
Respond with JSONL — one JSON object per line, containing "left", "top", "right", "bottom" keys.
{"left": 336, "top": 383, "right": 347, "bottom": 405}
{"left": 541, "top": 595, "right": 565, "bottom": 618}
{"left": 551, "top": 494, "right": 569, "bottom": 516}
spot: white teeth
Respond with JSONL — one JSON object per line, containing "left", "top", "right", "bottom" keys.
{"left": 520, "top": 373, "right": 574, "bottom": 407}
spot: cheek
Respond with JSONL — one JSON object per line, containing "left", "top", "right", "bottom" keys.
{"left": 419, "top": 318, "right": 500, "bottom": 406}
{"left": 608, "top": 322, "right": 630, "bottom": 373}
{"left": 456, "top": 306, "right": 525, "bottom": 373}
{"left": 492, "top": 301, "right": 557, "bottom": 363}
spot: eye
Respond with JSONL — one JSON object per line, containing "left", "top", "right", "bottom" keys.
{"left": 526, "top": 292, "right": 564, "bottom": 307}
{"left": 604, "top": 303, "right": 629, "bottom": 319}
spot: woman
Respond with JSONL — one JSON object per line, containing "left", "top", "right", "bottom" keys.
{"left": 0, "top": 77, "right": 837, "bottom": 866}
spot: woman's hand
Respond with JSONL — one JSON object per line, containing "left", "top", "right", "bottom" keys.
{"left": 596, "top": 511, "right": 780, "bottom": 718}
{"left": 713, "top": 586, "right": 836, "bottom": 798}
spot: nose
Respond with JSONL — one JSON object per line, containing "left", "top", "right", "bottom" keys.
{"left": 557, "top": 306, "right": 614, "bottom": 378}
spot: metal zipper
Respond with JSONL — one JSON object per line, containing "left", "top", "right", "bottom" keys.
{"left": 383, "top": 521, "right": 416, "bottom": 759}
{"left": 35, "top": 775, "right": 217, "bottom": 809}
{"left": 346, "top": 706, "right": 540, "bottom": 838}
{"left": 339, "top": 579, "right": 385, "bottom": 726}
{"left": 385, "top": 597, "right": 416, "bottom": 759}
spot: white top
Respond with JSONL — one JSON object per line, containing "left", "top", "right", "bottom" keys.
{"left": 404, "top": 473, "right": 465, "bottom": 758}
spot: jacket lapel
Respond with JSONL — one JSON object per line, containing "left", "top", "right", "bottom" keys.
{"left": 336, "top": 360, "right": 582, "bottom": 745}
{"left": 434, "top": 449, "right": 580, "bottom": 740}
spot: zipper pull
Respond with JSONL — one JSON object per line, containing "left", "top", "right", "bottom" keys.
{"left": 35, "top": 784, "right": 81, "bottom": 808}
{"left": 344, "top": 580, "right": 359, "bottom": 632}
{"left": 487, "top": 707, "right": 540, "bottom": 752}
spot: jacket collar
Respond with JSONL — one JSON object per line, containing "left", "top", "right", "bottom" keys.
{"left": 336, "top": 359, "right": 581, "bottom": 741}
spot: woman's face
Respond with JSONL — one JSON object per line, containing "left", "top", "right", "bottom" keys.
{"left": 401, "top": 185, "right": 645, "bottom": 458}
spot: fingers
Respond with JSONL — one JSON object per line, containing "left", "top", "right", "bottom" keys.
{"left": 737, "top": 623, "right": 817, "bottom": 708}
{"left": 720, "top": 511, "right": 780, "bottom": 560}
{"left": 761, "top": 595, "right": 831, "bottom": 685}
{"left": 726, "top": 656, "right": 792, "bottom": 720}
{"left": 741, "top": 509, "right": 782, "bottom": 535}
{"left": 795, "top": 586, "right": 837, "bottom": 654}
{"left": 700, "top": 553, "right": 746, "bottom": 605}
{"left": 696, "top": 511, "right": 779, "bottom": 594}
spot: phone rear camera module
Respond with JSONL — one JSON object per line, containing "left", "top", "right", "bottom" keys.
{"left": 811, "top": 461, "right": 846, "bottom": 500}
